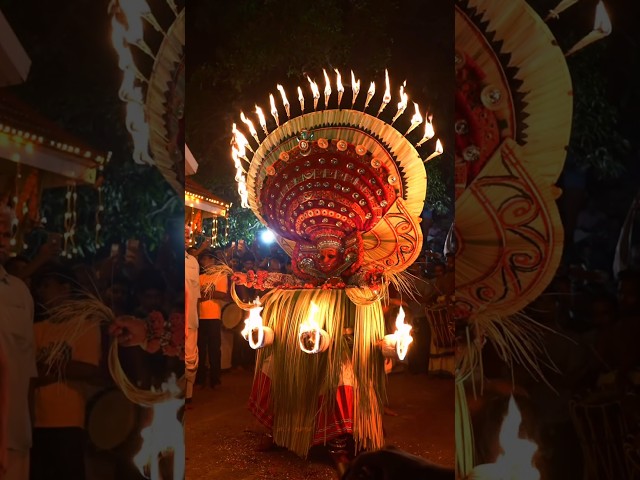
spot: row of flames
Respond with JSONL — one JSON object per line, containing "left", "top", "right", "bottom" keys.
{"left": 240, "top": 300, "right": 413, "bottom": 360}
{"left": 546, "top": 0, "right": 612, "bottom": 57}
{"left": 229, "top": 69, "right": 444, "bottom": 210}
{"left": 109, "top": 0, "right": 180, "bottom": 166}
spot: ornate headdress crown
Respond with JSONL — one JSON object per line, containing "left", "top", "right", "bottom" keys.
{"left": 228, "top": 68, "right": 430, "bottom": 277}
{"left": 314, "top": 232, "right": 343, "bottom": 251}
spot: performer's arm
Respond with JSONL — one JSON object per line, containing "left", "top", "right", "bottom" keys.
{"left": 232, "top": 270, "right": 308, "bottom": 290}
{"left": 109, "top": 312, "right": 185, "bottom": 359}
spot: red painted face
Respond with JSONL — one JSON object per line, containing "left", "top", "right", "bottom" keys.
{"left": 318, "top": 247, "right": 341, "bottom": 274}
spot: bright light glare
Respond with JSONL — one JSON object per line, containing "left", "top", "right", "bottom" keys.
{"left": 260, "top": 229, "right": 276, "bottom": 244}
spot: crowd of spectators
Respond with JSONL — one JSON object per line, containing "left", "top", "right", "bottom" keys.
{"left": 1, "top": 210, "right": 184, "bottom": 480}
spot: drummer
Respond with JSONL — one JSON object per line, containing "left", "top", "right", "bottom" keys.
{"left": 30, "top": 264, "right": 101, "bottom": 480}
{"left": 196, "top": 249, "right": 231, "bottom": 389}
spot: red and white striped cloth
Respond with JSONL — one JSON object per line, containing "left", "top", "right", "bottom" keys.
{"left": 248, "top": 370, "right": 355, "bottom": 445}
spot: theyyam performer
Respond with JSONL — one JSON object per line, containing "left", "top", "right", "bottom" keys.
{"left": 203, "top": 69, "right": 436, "bottom": 475}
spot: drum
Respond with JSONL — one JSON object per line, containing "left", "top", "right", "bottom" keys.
{"left": 86, "top": 387, "right": 138, "bottom": 451}
{"left": 221, "top": 303, "right": 246, "bottom": 330}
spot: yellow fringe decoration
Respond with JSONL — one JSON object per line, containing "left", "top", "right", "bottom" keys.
{"left": 455, "top": 378, "right": 474, "bottom": 477}
{"left": 253, "top": 288, "right": 387, "bottom": 458}
{"left": 43, "top": 297, "right": 182, "bottom": 406}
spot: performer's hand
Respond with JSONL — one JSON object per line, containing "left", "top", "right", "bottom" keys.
{"left": 232, "top": 272, "right": 248, "bottom": 286}
{"left": 109, "top": 315, "right": 147, "bottom": 347}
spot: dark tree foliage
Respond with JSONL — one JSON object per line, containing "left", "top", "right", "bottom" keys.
{"left": 527, "top": 0, "right": 637, "bottom": 180}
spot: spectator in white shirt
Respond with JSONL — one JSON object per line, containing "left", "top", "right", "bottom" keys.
{"left": 0, "top": 205, "right": 37, "bottom": 480}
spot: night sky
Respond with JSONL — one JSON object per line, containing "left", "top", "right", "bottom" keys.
{"left": 1, "top": 0, "right": 130, "bottom": 160}
{"left": 2, "top": 0, "right": 638, "bottom": 211}
{"left": 186, "top": 0, "right": 455, "bottom": 191}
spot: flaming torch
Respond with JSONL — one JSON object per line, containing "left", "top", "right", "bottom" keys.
{"left": 255, "top": 105, "right": 268, "bottom": 136}
{"left": 298, "top": 302, "right": 330, "bottom": 354}
{"left": 424, "top": 139, "right": 444, "bottom": 162}
{"left": 381, "top": 307, "right": 413, "bottom": 360}
{"left": 376, "top": 69, "right": 392, "bottom": 117}
{"left": 565, "top": 1, "right": 612, "bottom": 57}
{"left": 404, "top": 103, "right": 423, "bottom": 136}
{"left": 545, "top": 0, "right": 581, "bottom": 20}
{"left": 277, "top": 84, "right": 291, "bottom": 119}
{"left": 391, "top": 81, "right": 408, "bottom": 125}
{"left": 241, "top": 298, "right": 274, "bottom": 349}
{"left": 231, "top": 148, "right": 249, "bottom": 208}
{"left": 269, "top": 94, "right": 280, "bottom": 127}
{"left": 111, "top": 18, "right": 152, "bottom": 165}
{"left": 416, "top": 115, "right": 435, "bottom": 147}
{"left": 133, "top": 374, "right": 185, "bottom": 480}
{"left": 297, "top": 86, "right": 305, "bottom": 113}
{"left": 470, "top": 396, "right": 539, "bottom": 480}
{"left": 114, "top": 0, "right": 157, "bottom": 58}
{"left": 307, "top": 76, "right": 320, "bottom": 110}
{"left": 335, "top": 68, "right": 345, "bottom": 108}
{"left": 323, "top": 69, "right": 332, "bottom": 109}
{"left": 351, "top": 70, "right": 361, "bottom": 108}
{"left": 364, "top": 81, "right": 376, "bottom": 111}
{"left": 232, "top": 123, "right": 252, "bottom": 157}
{"left": 240, "top": 111, "right": 260, "bottom": 144}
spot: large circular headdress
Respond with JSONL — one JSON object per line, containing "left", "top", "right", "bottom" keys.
{"left": 454, "top": 0, "right": 573, "bottom": 475}
{"left": 230, "top": 70, "right": 438, "bottom": 280}
{"left": 454, "top": 0, "right": 573, "bottom": 320}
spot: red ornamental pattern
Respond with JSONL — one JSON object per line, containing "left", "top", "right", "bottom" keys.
{"left": 260, "top": 140, "right": 396, "bottom": 243}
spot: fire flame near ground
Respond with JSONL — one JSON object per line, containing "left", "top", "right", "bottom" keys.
{"left": 134, "top": 374, "right": 185, "bottom": 480}
{"left": 471, "top": 396, "right": 539, "bottom": 480}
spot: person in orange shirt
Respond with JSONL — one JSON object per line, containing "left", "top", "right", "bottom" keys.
{"left": 196, "top": 249, "right": 230, "bottom": 388}
{"left": 29, "top": 265, "right": 101, "bottom": 480}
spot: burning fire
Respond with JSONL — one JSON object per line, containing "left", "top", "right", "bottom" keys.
{"left": 391, "top": 81, "right": 409, "bottom": 124}
{"left": 241, "top": 298, "right": 272, "bottom": 349}
{"left": 307, "top": 76, "right": 320, "bottom": 110}
{"left": 335, "top": 68, "right": 344, "bottom": 107}
{"left": 424, "top": 139, "right": 444, "bottom": 162}
{"left": 377, "top": 69, "right": 392, "bottom": 116}
{"left": 231, "top": 148, "right": 248, "bottom": 208}
{"left": 405, "top": 102, "right": 423, "bottom": 136}
{"left": 416, "top": 115, "right": 435, "bottom": 147}
{"left": 297, "top": 86, "right": 305, "bottom": 112}
{"left": 134, "top": 374, "right": 185, "bottom": 480}
{"left": 323, "top": 69, "right": 332, "bottom": 108}
{"left": 232, "top": 123, "right": 250, "bottom": 158}
{"left": 269, "top": 94, "right": 280, "bottom": 127}
{"left": 393, "top": 307, "right": 413, "bottom": 361}
{"left": 110, "top": 17, "right": 152, "bottom": 165}
{"left": 240, "top": 111, "right": 259, "bottom": 143}
{"left": 229, "top": 69, "right": 438, "bottom": 210}
{"left": 471, "top": 396, "right": 539, "bottom": 480}
{"left": 299, "top": 302, "right": 329, "bottom": 354}
{"left": 351, "top": 70, "right": 361, "bottom": 107}
{"left": 594, "top": 0, "right": 612, "bottom": 34}
{"left": 365, "top": 81, "right": 376, "bottom": 110}
{"left": 564, "top": 1, "right": 612, "bottom": 56}
{"left": 255, "top": 105, "right": 268, "bottom": 135}
{"left": 277, "top": 84, "right": 290, "bottom": 119}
